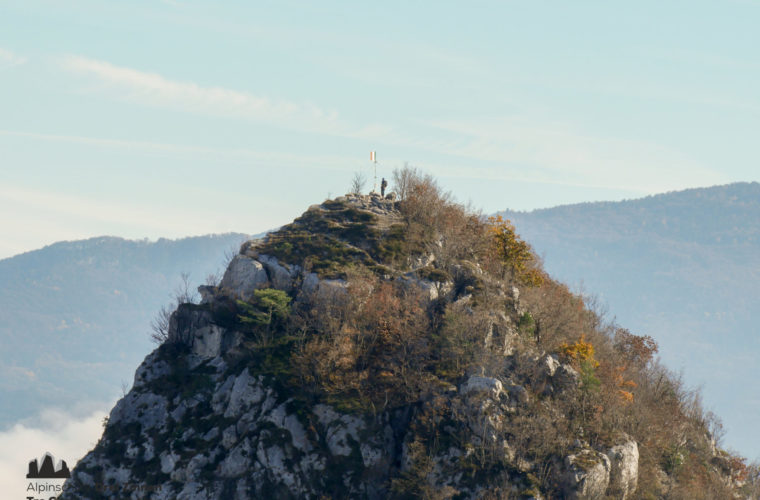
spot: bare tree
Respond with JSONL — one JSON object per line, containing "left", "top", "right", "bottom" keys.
{"left": 350, "top": 171, "right": 367, "bottom": 195}
{"left": 223, "top": 245, "right": 238, "bottom": 268}
{"left": 149, "top": 272, "right": 199, "bottom": 345}
{"left": 391, "top": 163, "right": 419, "bottom": 201}
{"left": 174, "top": 271, "right": 198, "bottom": 304}
{"left": 204, "top": 244, "right": 240, "bottom": 287}
{"left": 150, "top": 304, "right": 173, "bottom": 345}
{"left": 205, "top": 272, "right": 221, "bottom": 287}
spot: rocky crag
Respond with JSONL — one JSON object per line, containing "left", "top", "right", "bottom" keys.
{"left": 61, "top": 187, "right": 751, "bottom": 499}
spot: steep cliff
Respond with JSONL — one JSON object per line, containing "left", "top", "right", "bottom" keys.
{"left": 61, "top": 185, "right": 751, "bottom": 499}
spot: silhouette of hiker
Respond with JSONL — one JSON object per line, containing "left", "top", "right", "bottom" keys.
{"left": 381, "top": 178, "right": 388, "bottom": 197}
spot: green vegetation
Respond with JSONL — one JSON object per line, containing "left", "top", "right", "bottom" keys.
{"left": 237, "top": 288, "right": 291, "bottom": 331}
{"left": 517, "top": 311, "right": 536, "bottom": 337}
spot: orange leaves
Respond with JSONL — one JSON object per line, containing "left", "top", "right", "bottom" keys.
{"left": 561, "top": 336, "right": 639, "bottom": 404}
{"left": 605, "top": 360, "right": 638, "bottom": 405}
{"left": 614, "top": 328, "right": 658, "bottom": 368}
{"left": 558, "top": 334, "right": 599, "bottom": 368}
{"left": 728, "top": 455, "right": 750, "bottom": 482}
{"left": 617, "top": 390, "right": 635, "bottom": 404}
{"left": 610, "top": 364, "right": 637, "bottom": 388}
{"left": 486, "top": 215, "right": 544, "bottom": 287}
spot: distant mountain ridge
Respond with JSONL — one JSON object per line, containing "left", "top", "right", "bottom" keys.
{"left": 500, "top": 181, "right": 760, "bottom": 459}
{"left": 0, "top": 233, "right": 253, "bottom": 427}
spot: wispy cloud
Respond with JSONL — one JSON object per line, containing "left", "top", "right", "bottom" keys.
{"left": 36, "top": 54, "right": 732, "bottom": 198}
{"left": 0, "top": 407, "right": 109, "bottom": 497}
{"left": 0, "top": 129, "right": 357, "bottom": 172}
{"left": 0, "top": 183, "right": 215, "bottom": 234}
{"left": 0, "top": 48, "right": 26, "bottom": 69}
{"left": 0, "top": 181, "right": 262, "bottom": 261}
{"left": 0, "top": 177, "right": 296, "bottom": 260}
{"left": 424, "top": 116, "right": 729, "bottom": 194}
{"left": 60, "top": 55, "right": 343, "bottom": 133}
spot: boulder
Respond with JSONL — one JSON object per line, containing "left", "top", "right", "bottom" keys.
{"left": 553, "top": 363, "right": 581, "bottom": 390}
{"left": 219, "top": 255, "right": 269, "bottom": 299}
{"left": 258, "top": 254, "right": 300, "bottom": 292}
{"left": 415, "top": 278, "right": 439, "bottom": 301}
{"left": 197, "top": 285, "right": 216, "bottom": 304}
{"left": 510, "top": 286, "right": 520, "bottom": 302}
{"left": 606, "top": 438, "right": 639, "bottom": 499}
{"left": 168, "top": 306, "right": 241, "bottom": 359}
{"left": 460, "top": 375, "right": 504, "bottom": 399}
{"left": 302, "top": 275, "right": 349, "bottom": 302}
{"left": 562, "top": 449, "right": 611, "bottom": 499}
{"left": 540, "top": 354, "right": 560, "bottom": 378}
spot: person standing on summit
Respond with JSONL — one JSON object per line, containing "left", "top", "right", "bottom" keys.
{"left": 381, "top": 178, "right": 388, "bottom": 197}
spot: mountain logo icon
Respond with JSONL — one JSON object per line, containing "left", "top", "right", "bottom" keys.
{"left": 27, "top": 452, "right": 71, "bottom": 479}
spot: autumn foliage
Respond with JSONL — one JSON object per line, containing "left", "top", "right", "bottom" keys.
{"left": 486, "top": 215, "right": 544, "bottom": 286}
{"left": 216, "top": 167, "right": 752, "bottom": 498}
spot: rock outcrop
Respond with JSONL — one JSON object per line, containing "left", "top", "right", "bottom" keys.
{"left": 562, "top": 448, "right": 611, "bottom": 499}
{"left": 607, "top": 437, "right": 639, "bottom": 499}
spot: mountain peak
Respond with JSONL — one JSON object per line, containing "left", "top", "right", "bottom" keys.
{"left": 60, "top": 172, "right": 751, "bottom": 499}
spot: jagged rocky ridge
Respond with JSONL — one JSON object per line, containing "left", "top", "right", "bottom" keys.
{"left": 61, "top": 191, "right": 749, "bottom": 499}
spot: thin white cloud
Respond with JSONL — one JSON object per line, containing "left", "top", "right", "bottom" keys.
{"left": 0, "top": 179, "right": 293, "bottom": 260}
{"left": 0, "top": 184, "right": 216, "bottom": 235}
{"left": 0, "top": 181, "right": 265, "bottom": 260}
{"left": 27, "top": 54, "right": 733, "bottom": 199}
{"left": 0, "top": 129, "right": 355, "bottom": 170}
{"left": 0, "top": 407, "right": 108, "bottom": 497}
{"left": 60, "top": 55, "right": 343, "bottom": 134}
{"left": 0, "top": 48, "right": 26, "bottom": 69}
{"left": 424, "top": 117, "right": 730, "bottom": 194}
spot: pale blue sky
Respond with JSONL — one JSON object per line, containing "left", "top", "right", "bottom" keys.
{"left": 2, "top": 0, "right": 760, "bottom": 259}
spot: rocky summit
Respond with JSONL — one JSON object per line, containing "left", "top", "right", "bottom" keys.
{"left": 61, "top": 179, "right": 753, "bottom": 499}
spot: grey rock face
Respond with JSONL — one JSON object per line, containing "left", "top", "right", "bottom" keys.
{"left": 189, "top": 323, "right": 226, "bottom": 359}
{"left": 224, "top": 369, "right": 264, "bottom": 418}
{"left": 314, "top": 404, "right": 366, "bottom": 457}
{"left": 132, "top": 350, "right": 171, "bottom": 389}
{"left": 399, "top": 275, "right": 440, "bottom": 300}
{"left": 168, "top": 306, "right": 242, "bottom": 360}
{"left": 301, "top": 275, "right": 349, "bottom": 303}
{"left": 258, "top": 254, "right": 300, "bottom": 292}
{"left": 219, "top": 255, "right": 269, "bottom": 299}
{"left": 109, "top": 391, "right": 169, "bottom": 432}
{"left": 460, "top": 375, "right": 504, "bottom": 399}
